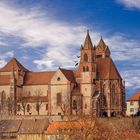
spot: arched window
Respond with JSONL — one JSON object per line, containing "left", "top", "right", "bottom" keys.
{"left": 27, "top": 104, "right": 30, "bottom": 112}
{"left": 46, "top": 104, "right": 48, "bottom": 110}
{"left": 36, "top": 104, "right": 39, "bottom": 111}
{"left": 57, "top": 93, "right": 62, "bottom": 105}
{"left": 86, "top": 66, "right": 89, "bottom": 71}
{"left": 111, "top": 84, "right": 115, "bottom": 105}
{"left": 83, "top": 66, "right": 85, "bottom": 72}
{"left": 84, "top": 53, "right": 88, "bottom": 62}
{"left": 1, "top": 91, "right": 6, "bottom": 107}
{"left": 73, "top": 100, "right": 77, "bottom": 110}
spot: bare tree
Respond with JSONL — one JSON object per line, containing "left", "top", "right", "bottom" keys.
{"left": 34, "top": 89, "right": 43, "bottom": 115}
{"left": 17, "top": 92, "right": 30, "bottom": 115}
{"left": 7, "top": 97, "right": 13, "bottom": 115}
{"left": 0, "top": 91, "right": 7, "bottom": 115}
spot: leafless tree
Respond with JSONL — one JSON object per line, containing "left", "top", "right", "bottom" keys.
{"left": 7, "top": 97, "right": 13, "bottom": 115}
{"left": 34, "top": 89, "right": 43, "bottom": 115}
{"left": 0, "top": 91, "right": 7, "bottom": 115}
{"left": 17, "top": 92, "right": 30, "bottom": 115}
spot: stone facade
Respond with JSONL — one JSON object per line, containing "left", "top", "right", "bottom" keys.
{"left": 0, "top": 32, "right": 126, "bottom": 117}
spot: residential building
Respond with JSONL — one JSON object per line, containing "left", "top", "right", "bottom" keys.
{"left": 126, "top": 91, "right": 140, "bottom": 116}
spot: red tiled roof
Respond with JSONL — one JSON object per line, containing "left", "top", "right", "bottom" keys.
{"left": 60, "top": 68, "right": 76, "bottom": 83}
{"left": 96, "top": 57, "right": 121, "bottom": 80}
{"left": 24, "top": 71, "right": 55, "bottom": 85}
{"left": 0, "top": 57, "right": 29, "bottom": 72}
{"left": 127, "top": 91, "right": 140, "bottom": 101}
{"left": 73, "top": 70, "right": 80, "bottom": 77}
{"left": 18, "top": 119, "right": 49, "bottom": 134}
{"left": 0, "top": 120, "right": 22, "bottom": 133}
{"left": 45, "top": 121, "right": 95, "bottom": 134}
{"left": 0, "top": 75, "right": 10, "bottom": 85}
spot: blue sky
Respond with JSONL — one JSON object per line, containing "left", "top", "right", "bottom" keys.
{"left": 0, "top": 0, "right": 140, "bottom": 98}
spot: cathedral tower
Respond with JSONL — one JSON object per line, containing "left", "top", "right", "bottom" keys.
{"left": 79, "top": 31, "right": 96, "bottom": 115}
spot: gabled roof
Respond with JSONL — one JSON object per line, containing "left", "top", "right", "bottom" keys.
{"left": 45, "top": 121, "right": 95, "bottom": 134}
{"left": 0, "top": 57, "right": 29, "bottom": 72}
{"left": 127, "top": 91, "right": 140, "bottom": 101}
{"left": 59, "top": 68, "right": 76, "bottom": 83}
{"left": 18, "top": 119, "right": 49, "bottom": 134}
{"left": 96, "top": 37, "right": 110, "bottom": 56}
{"left": 97, "top": 37, "right": 107, "bottom": 49}
{"left": 96, "top": 57, "right": 122, "bottom": 80}
{"left": 0, "top": 120, "right": 22, "bottom": 133}
{"left": 83, "top": 31, "right": 93, "bottom": 49}
{"left": 24, "top": 71, "right": 55, "bottom": 85}
{"left": 0, "top": 75, "right": 10, "bottom": 85}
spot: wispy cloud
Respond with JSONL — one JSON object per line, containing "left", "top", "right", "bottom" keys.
{"left": 0, "top": 1, "right": 140, "bottom": 93}
{"left": 116, "top": 0, "right": 140, "bottom": 9}
{"left": 0, "top": 50, "right": 14, "bottom": 67}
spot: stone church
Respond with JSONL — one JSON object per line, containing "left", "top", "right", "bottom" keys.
{"left": 0, "top": 32, "right": 126, "bottom": 117}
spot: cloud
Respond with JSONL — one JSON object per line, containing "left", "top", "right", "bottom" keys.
{"left": 0, "top": 1, "right": 140, "bottom": 92}
{"left": 105, "top": 34, "right": 140, "bottom": 61}
{"left": 116, "top": 0, "right": 140, "bottom": 9}
{"left": 121, "top": 70, "right": 140, "bottom": 90}
{"left": 0, "top": 50, "right": 14, "bottom": 67}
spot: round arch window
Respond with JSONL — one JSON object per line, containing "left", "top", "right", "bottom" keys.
{"left": 84, "top": 53, "right": 88, "bottom": 62}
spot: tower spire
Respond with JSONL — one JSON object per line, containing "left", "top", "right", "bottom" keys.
{"left": 83, "top": 30, "right": 93, "bottom": 49}
{"left": 96, "top": 36, "right": 111, "bottom": 58}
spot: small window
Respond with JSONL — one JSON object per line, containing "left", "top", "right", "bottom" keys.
{"left": 96, "top": 72, "right": 99, "bottom": 80}
{"left": 46, "top": 104, "right": 48, "bottom": 110}
{"left": 27, "top": 104, "right": 30, "bottom": 112}
{"left": 84, "top": 53, "right": 88, "bottom": 62}
{"left": 85, "top": 104, "right": 87, "bottom": 109}
{"left": 57, "top": 93, "right": 62, "bottom": 105}
{"left": 17, "top": 105, "right": 20, "bottom": 111}
{"left": 36, "top": 104, "right": 39, "bottom": 111}
{"left": 130, "top": 108, "right": 134, "bottom": 112}
{"left": 86, "top": 66, "right": 89, "bottom": 72}
{"left": 130, "top": 102, "right": 134, "bottom": 106}
{"left": 58, "top": 112, "right": 61, "bottom": 115}
{"left": 83, "top": 67, "right": 85, "bottom": 72}
{"left": 57, "top": 77, "right": 61, "bottom": 81}
{"left": 93, "top": 79, "right": 96, "bottom": 84}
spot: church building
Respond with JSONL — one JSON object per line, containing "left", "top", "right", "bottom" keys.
{"left": 0, "top": 32, "right": 126, "bottom": 117}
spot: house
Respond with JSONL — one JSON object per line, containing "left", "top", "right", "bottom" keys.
{"left": 0, "top": 120, "right": 22, "bottom": 139}
{"left": 126, "top": 91, "right": 140, "bottom": 116}
{"left": 45, "top": 121, "right": 95, "bottom": 140}
{"left": 18, "top": 119, "right": 48, "bottom": 140}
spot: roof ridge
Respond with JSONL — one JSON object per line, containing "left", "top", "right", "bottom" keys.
{"left": 0, "top": 57, "right": 29, "bottom": 72}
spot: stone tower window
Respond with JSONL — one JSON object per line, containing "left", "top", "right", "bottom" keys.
{"left": 86, "top": 66, "right": 89, "bottom": 71}
{"left": 84, "top": 53, "right": 88, "bottom": 62}
{"left": 83, "top": 66, "right": 85, "bottom": 72}
{"left": 46, "top": 104, "right": 48, "bottom": 110}
{"left": 57, "top": 93, "right": 62, "bottom": 105}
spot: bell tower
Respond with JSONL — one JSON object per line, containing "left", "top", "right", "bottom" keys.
{"left": 79, "top": 31, "right": 96, "bottom": 82}
{"left": 79, "top": 31, "right": 96, "bottom": 115}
